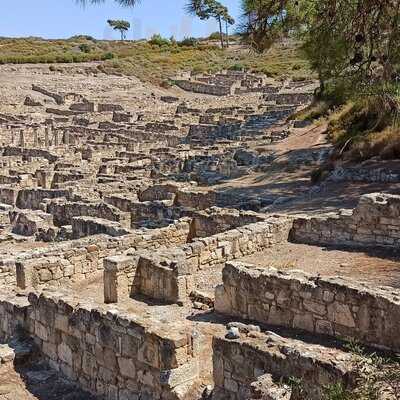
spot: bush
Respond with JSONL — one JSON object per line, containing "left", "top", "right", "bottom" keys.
{"left": 208, "top": 32, "right": 223, "bottom": 41}
{"left": 169, "top": 36, "right": 177, "bottom": 46}
{"left": 102, "top": 52, "right": 115, "bottom": 60}
{"left": 178, "top": 37, "right": 199, "bottom": 47}
{"left": 346, "top": 127, "right": 400, "bottom": 161}
{"left": 148, "top": 34, "right": 170, "bottom": 47}
{"left": 310, "top": 167, "right": 332, "bottom": 184}
{"left": 79, "top": 43, "right": 91, "bottom": 53}
{"left": 228, "top": 63, "right": 245, "bottom": 72}
{"left": 160, "top": 79, "right": 173, "bottom": 89}
{"left": 291, "top": 101, "right": 331, "bottom": 122}
{"left": 69, "top": 35, "right": 96, "bottom": 42}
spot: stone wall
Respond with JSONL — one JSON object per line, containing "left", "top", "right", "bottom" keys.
{"left": 32, "top": 85, "right": 64, "bottom": 105}
{"left": 183, "top": 216, "right": 292, "bottom": 271}
{"left": 0, "top": 186, "right": 18, "bottom": 205}
{"left": 15, "top": 218, "right": 191, "bottom": 289}
{"left": 133, "top": 250, "right": 193, "bottom": 305}
{"left": 103, "top": 249, "right": 193, "bottom": 306}
{"left": 327, "top": 166, "right": 400, "bottom": 184}
{"left": 175, "top": 80, "right": 233, "bottom": 96}
{"left": 189, "top": 208, "right": 266, "bottom": 239}
{"left": 264, "top": 92, "right": 313, "bottom": 105}
{"left": 0, "top": 258, "right": 16, "bottom": 286}
{"left": 291, "top": 193, "right": 400, "bottom": 248}
{"left": 71, "top": 216, "right": 131, "bottom": 239}
{"left": 16, "top": 188, "right": 70, "bottom": 210}
{"left": 102, "top": 216, "right": 292, "bottom": 306}
{"left": 174, "top": 189, "right": 218, "bottom": 210}
{"left": 46, "top": 199, "right": 131, "bottom": 228}
{"left": 215, "top": 262, "right": 400, "bottom": 352}
{"left": 2, "top": 147, "right": 58, "bottom": 163}
{"left": 0, "top": 291, "right": 200, "bottom": 400}
{"left": 212, "top": 330, "right": 357, "bottom": 400}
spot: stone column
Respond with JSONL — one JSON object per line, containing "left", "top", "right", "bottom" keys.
{"left": 44, "top": 126, "right": 49, "bottom": 148}
{"left": 103, "top": 255, "right": 136, "bottom": 304}
{"left": 63, "top": 130, "right": 69, "bottom": 145}
{"left": 33, "top": 127, "right": 39, "bottom": 147}
{"left": 16, "top": 261, "right": 33, "bottom": 290}
{"left": 53, "top": 129, "right": 59, "bottom": 147}
{"left": 19, "top": 129, "right": 25, "bottom": 148}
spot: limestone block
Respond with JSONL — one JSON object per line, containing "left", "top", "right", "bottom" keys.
{"left": 327, "top": 302, "right": 356, "bottom": 328}
{"left": 118, "top": 357, "right": 136, "bottom": 379}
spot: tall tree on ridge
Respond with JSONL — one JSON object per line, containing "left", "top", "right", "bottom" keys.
{"left": 185, "top": 0, "right": 234, "bottom": 48}
{"left": 76, "top": 0, "right": 139, "bottom": 6}
{"left": 107, "top": 19, "right": 131, "bottom": 40}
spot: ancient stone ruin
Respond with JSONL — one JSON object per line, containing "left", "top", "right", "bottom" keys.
{"left": 0, "top": 66, "right": 398, "bottom": 399}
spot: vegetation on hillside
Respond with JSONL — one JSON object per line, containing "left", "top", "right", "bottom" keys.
{"left": 0, "top": 36, "right": 311, "bottom": 85}
{"left": 5, "top": 0, "right": 400, "bottom": 164}
{"left": 245, "top": 0, "right": 400, "bottom": 165}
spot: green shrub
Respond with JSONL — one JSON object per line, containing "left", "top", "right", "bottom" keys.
{"left": 79, "top": 43, "right": 91, "bottom": 53}
{"left": 208, "top": 32, "right": 223, "bottom": 41}
{"left": 148, "top": 34, "right": 170, "bottom": 47}
{"left": 102, "top": 52, "right": 115, "bottom": 60}
{"left": 228, "top": 63, "right": 245, "bottom": 72}
{"left": 69, "top": 35, "right": 96, "bottom": 42}
{"left": 323, "top": 383, "right": 351, "bottom": 400}
{"left": 178, "top": 37, "right": 199, "bottom": 47}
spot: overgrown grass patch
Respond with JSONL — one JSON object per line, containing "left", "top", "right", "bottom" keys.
{"left": 0, "top": 36, "right": 313, "bottom": 85}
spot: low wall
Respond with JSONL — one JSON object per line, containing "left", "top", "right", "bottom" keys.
{"left": 216, "top": 262, "right": 400, "bottom": 352}
{"left": 72, "top": 216, "right": 131, "bottom": 239}
{"left": 291, "top": 193, "right": 400, "bottom": 248}
{"left": 0, "top": 291, "right": 200, "bottom": 400}
{"left": 3, "top": 147, "right": 58, "bottom": 163}
{"left": 183, "top": 216, "right": 292, "bottom": 271}
{"left": 103, "top": 216, "right": 292, "bottom": 306}
{"left": 0, "top": 259, "right": 16, "bottom": 286}
{"left": 104, "top": 249, "right": 193, "bottom": 306}
{"left": 189, "top": 208, "right": 265, "bottom": 238}
{"left": 327, "top": 166, "right": 400, "bottom": 184}
{"left": 174, "top": 189, "right": 217, "bottom": 210}
{"left": 175, "top": 80, "right": 233, "bottom": 96}
{"left": 0, "top": 186, "right": 18, "bottom": 206}
{"left": 133, "top": 250, "right": 193, "bottom": 305}
{"left": 213, "top": 331, "right": 357, "bottom": 400}
{"left": 15, "top": 218, "right": 191, "bottom": 289}
{"left": 32, "top": 84, "right": 64, "bottom": 104}
{"left": 264, "top": 92, "right": 313, "bottom": 105}
{"left": 16, "top": 188, "right": 70, "bottom": 210}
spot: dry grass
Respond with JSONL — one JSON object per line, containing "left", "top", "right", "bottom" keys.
{"left": 0, "top": 36, "right": 313, "bottom": 85}
{"left": 325, "top": 95, "right": 400, "bottom": 162}
{"left": 290, "top": 101, "right": 331, "bottom": 122}
{"left": 348, "top": 126, "right": 400, "bottom": 161}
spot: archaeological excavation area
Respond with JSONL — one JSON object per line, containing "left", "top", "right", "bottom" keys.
{"left": 0, "top": 65, "right": 400, "bottom": 400}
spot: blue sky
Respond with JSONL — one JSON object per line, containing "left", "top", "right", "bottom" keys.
{"left": 1, "top": 0, "right": 241, "bottom": 40}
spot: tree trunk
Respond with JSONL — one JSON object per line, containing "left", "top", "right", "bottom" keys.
{"left": 120, "top": 30, "right": 124, "bottom": 40}
{"left": 225, "top": 20, "right": 229, "bottom": 48}
{"left": 317, "top": 70, "right": 325, "bottom": 98}
{"left": 218, "top": 17, "right": 224, "bottom": 48}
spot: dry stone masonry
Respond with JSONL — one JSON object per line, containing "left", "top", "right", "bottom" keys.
{"left": 1, "top": 65, "right": 399, "bottom": 400}
{"left": 215, "top": 262, "right": 400, "bottom": 352}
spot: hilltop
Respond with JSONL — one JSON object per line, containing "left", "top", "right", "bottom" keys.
{"left": 0, "top": 35, "right": 312, "bottom": 85}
